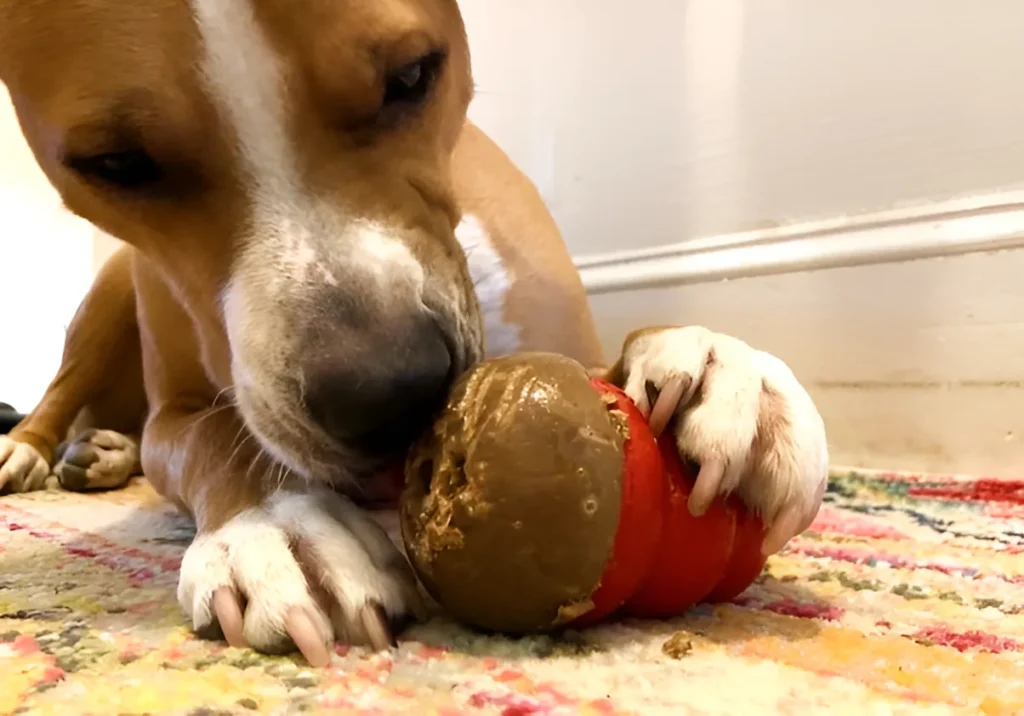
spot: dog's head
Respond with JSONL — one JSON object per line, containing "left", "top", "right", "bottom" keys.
{"left": 0, "top": 0, "right": 483, "bottom": 486}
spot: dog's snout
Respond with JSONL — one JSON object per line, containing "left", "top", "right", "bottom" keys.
{"left": 302, "top": 315, "right": 454, "bottom": 458}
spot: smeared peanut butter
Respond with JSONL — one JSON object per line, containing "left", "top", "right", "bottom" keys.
{"left": 400, "top": 352, "right": 625, "bottom": 634}
{"left": 662, "top": 632, "right": 694, "bottom": 659}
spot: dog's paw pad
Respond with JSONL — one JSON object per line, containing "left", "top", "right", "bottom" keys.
{"left": 55, "top": 429, "right": 140, "bottom": 491}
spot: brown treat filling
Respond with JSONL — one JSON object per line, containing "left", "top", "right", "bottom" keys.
{"left": 401, "top": 352, "right": 625, "bottom": 634}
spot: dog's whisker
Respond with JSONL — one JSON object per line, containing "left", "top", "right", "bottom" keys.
{"left": 243, "top": 447, "right": 269, "bottom": 486}
{"left": 273, "top": 463, "right": 294, "bottom": 494}
{"left": 212, "top": 386, "right": 237, "bottom": 407}
{"left": 226, "top": 430, "right": 256, "bottom": 471}
{"left": 227, "top": 422, "right": 248, "bottom": 454}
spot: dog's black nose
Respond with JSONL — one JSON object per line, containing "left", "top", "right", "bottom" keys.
{"left": 302, "top": 315, "right": 454, "bottom": 458}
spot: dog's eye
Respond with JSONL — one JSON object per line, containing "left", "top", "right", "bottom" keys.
{"left": 382, "top": 51, "right": 445, "bottom": 109}
{"left": 68, "top": 149, "right": 164, "bottom": 190}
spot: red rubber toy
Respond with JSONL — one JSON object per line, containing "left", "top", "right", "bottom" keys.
{"left": 401, "top": 353, "right": 769, "bottom": 635}
{"left": 580, "top": 380, "right": 769, "bottom": 620}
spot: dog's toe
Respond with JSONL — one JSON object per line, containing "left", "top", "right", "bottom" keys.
{"left": 0, "top": 436, "right": 52, "bottom": 493}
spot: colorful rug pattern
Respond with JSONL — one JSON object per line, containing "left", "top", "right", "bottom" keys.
{"left": 1, "top": 470, "right": 1023, "bottom": 715}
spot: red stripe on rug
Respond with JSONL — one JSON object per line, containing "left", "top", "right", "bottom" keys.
{"left": 0, "top": 503, "right": 181, "bottom": 587}
{"left": 907, "top": 479, "right": 1024, "bottom": 505}
{"left": 910, "top": 626, "right": 1023, "bottom": 654}
{"left": 734, "top": 596, "right": 845, "bottom": 621}
{"left": 809, "top": 506, "right": 910, "bottom": 540}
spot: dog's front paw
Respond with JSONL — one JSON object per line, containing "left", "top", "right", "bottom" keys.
{"left": 617, "top": 326, "right": 828, "bottom": 555}
{"left": 177, "top": 487, "right": 423, "bottom": 666}
{"left": 0, "top": 436, "right": 54, "bottom": 493}
{"left": 55, "top": 429, "right": 141, "bottom": 491}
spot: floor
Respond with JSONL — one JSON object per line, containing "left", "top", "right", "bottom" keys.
{"left": 1, "top": 469, "right": 1022, "bottom": 715}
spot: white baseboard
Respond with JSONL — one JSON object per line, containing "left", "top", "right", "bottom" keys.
{"left": 576, "top": 190, "right": 1024, "bottom": 293}
{"left": 579, "top": 191, "right": 1024, "bottom": 478}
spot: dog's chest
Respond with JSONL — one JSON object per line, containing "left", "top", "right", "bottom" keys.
{"left": 454, "top": 215, "right": 521, "bottom": 357}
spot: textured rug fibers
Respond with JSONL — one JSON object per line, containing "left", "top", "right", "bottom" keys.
{"left": 1, "top": 469, "right": 1023, "bottom": 715}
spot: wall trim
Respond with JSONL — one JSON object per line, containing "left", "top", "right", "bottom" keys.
{"left": 575, "top": 190, "right": 1024, "bottom": 294}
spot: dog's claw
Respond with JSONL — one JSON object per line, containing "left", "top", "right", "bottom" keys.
{"left": 286, "top": 608, "right": 332, "bottom": 667}
{"left": 689, "top": 457, "right": 727, "bottom": 517}
{"left": 647, "top": 374, "right": 689, "bottom": 438}
{"left": 762, "top": 502, "right": 804, "bottom": 556}
{"left": 360, "top": 602, "right": 396, "bottom": 651}
{"left": 212, "top": 587, "right": 246, "bottom": 648}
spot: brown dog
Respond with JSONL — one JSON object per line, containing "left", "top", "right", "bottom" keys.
{"left": 0, "top": 0, "right": 827, "bottom": 666}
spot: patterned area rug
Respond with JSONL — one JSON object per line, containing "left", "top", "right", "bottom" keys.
{"left": 1, "top": 470, "right": 1022, "bottom": 715}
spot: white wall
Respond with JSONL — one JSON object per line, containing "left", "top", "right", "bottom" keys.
{"left": 0, "top": 87, "right": 95, "bottom": 414}
{"left": 461, "top": 0, "right": 1024, "bottom": 256}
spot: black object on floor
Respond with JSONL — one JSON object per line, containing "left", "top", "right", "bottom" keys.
{"left": 0, "top": 403, "right": 25, "bottom": 435}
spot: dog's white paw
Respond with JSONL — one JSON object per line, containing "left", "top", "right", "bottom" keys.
{"left": 618, "top": 326, "right": 829, "bottom": 555}
{"left": 0, "top": 436, "right": 54, "bottom": 493}
{"left": 55, "top": 429, "right": 140, "bottom": 491}
{"left": 177, "top": 487, "right": 422, "bottom": 666}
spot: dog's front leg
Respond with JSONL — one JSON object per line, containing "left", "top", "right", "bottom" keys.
{"left": 133, "top": 258, "right": 420, "bottom": 666}
{"left": 143, "top": 403, "right": 422, "bottom": 665}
